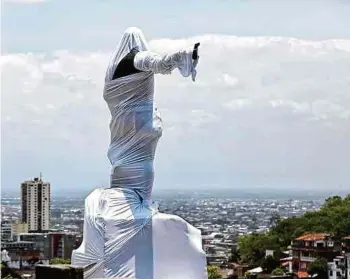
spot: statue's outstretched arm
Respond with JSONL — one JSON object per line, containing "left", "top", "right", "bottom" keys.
{"left": 134, "top": 43, "right": 200, "bottom": 80}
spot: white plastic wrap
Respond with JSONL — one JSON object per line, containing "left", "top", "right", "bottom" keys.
{"left": 72, "top": 188, "right": 207, "bottom": 278}
{"left": 71, "top": 28, "right": 206, "bottom": 278}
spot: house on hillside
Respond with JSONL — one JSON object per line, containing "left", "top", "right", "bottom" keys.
{"left": 290, "top": 233, "right": 342, "bottom": 273}
{"left": 278, "top": 233, "right": 344, "bottom": 276}
{"left": 280, "top": 234, "right": 350, "bottom": 279}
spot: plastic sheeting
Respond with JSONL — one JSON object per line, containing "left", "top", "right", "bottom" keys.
{"left": 71, "top": 27, "right": 206, "bottom": 278}
{"left": 72, "top": 188, "right": 207, "bottom": 279}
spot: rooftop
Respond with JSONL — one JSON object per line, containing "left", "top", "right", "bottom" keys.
{"left": 297, "top": 271, "right": 309, "bottom": 278}
{"left": 296, "top": 233, "right": 329, "bottom": 241}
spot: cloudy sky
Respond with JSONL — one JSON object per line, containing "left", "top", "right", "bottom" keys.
{"left": 1, "top": 0, "right": 350, "bottom": 195}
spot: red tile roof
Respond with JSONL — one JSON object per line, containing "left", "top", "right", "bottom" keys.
{"left": 297, "top": 271, "right": 309, "bottom": 278}
{"left": 296, "top": 233, "right": 329, "bottom": 241}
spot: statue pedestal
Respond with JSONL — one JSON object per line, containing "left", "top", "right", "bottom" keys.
{"left": 72, "top": 188, "right": 207, "bottom": 279}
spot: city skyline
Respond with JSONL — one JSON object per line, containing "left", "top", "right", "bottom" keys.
{"left": 1, "top": 175, "right": 348, "bottom": 199}
{"left": 2, "top": 0, "right": 350, "bottom": 193}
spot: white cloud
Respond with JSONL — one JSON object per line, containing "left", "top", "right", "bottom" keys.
{"left": 1, "top": 35, "right": 350, "bottom": 191}
{"left": 224, "top": 99, "right": 253, "bottom": 110}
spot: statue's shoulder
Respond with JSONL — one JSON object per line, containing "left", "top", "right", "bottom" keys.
{"left": 85, "top": 188, "right": 105, "bottom": 204}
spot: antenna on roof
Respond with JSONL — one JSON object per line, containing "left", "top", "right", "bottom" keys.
{"left": 40, "top": 172, "right": 42, "bottom": 181}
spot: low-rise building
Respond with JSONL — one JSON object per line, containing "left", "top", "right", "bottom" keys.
{"left": 18, "top": 232, "right": 77, "bottom": 259}
{"left": 328, "top": 254, "right": 349, "bottom": 279}
{"left": 18, "top": 233, "right": 50, "bottom": 258}
{"left": 0, "top": 241, "right": 47, "bottom": 269}
{"left": 291, "top": 233, "right": 342, "bottom": 273}
{"left": 12, "top": 222, "right": 28, "bottom": 235}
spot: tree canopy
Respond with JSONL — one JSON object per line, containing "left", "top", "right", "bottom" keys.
{"left": 229, "top": 247, "right": 241, "bottom": 263}
{"left": 238, "top": 234, "right": 281, "bottom": 266}
{"left": 261, "top": 255, "right": 280, "bottom": 273}
{"left": 271, "top": 267, "right": 285, "bottom": 276}
{"left": 307, "top": 258, "right": 328, "bottom": 279}
{"left": 237, "top": 195, "right": 350, "bottom": 266}
{"left": 207, "top": 265, "right": 223, "bottom": 279}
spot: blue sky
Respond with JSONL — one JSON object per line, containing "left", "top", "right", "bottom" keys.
{"left": 1, "top": 0, "right": 350, "bottom": 195}
{"left": 2, "top": 0, "right": 350, "bottom": 53}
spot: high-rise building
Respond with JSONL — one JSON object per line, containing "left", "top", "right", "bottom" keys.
{"left": 21, "top": 175, "right": 51, "bottom": 232}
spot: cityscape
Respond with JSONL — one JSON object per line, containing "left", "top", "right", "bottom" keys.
{"left": 1, "top": 175, "right": 349, "bottom": 279}
{"left": 3, "top": 0, "right": 350, "bottom": 278}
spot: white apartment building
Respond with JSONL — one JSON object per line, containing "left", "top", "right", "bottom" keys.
{"left": 21, "top": 175, "right": 51, "bottom": 232}
{"left": 328, "top": 253, "right": 350, "bottom": 279}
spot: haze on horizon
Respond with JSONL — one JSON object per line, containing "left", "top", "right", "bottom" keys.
{"left": 1, "top": 0, "right": 350, "bottom": 195}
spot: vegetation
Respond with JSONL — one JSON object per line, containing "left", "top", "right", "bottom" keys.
{"left": 271, "top": 267, "right": 285, "bottom": 276}
{"left": 1, "top": 262, "right": 21, "bottom": 279}
{"left": 270, "top": 195, "right": 350, "bottom": 246}
{"left": 261, "top": 255, "right": 280, "bottom": 273}
{"left": 238, "top": 234, "right": 281, "bottom": 266}
{"left": 229, "top": 247, "right": 241, "bottom": 263}
{"left": 307, "top": 258, "right": 328, "bottom": 279}
{"left": 49, "top": 258, "right": 71, "bottom": 265}
{"left": 207, "top": 265, "right": 223, "bottom": 279}
{"left": 236, "top": 195, "right": 350, "bottom": 267}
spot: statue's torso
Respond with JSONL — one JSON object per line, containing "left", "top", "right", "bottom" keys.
{"left": 103, "top": 71, "right": 162, "bottom": 199}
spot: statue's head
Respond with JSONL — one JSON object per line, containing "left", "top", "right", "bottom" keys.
{"left": 120, "top": 27, "right": 149, "bottom": 52}
{"left": 105, "top": 27, "right": 149, "bottom": 82}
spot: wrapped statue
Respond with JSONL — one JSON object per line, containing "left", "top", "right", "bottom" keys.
{"left": 72, "top": 27, "right": 207, "bottom": 279}
{"left": 105, "top": 27, "right": 200, "bottom": 203}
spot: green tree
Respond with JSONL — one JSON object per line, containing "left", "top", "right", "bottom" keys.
{"left": 207, "top": 265, "right": 223, "bottom": 279}
{"left": 238, "top": 234, "right": 281, "bottom": 266}
{"left": 324, "top": 196, "right": 343, "bottom": 208}
{"left": 49, "top": 258, "right": 71, "bottom": 265}
{"left": 269, "top": 195, "right": 350, "bottom": 245}
{"left": 238, "top": 195, "right": 350, "bottom": 266}
{"left": 230, "top": 248, "right": 241, "bottom": 263}
{"left": 261, "top": 255, "right": 280, "bottom": 273}
{"left": 271, "top": 267, "right": 285, "bottom": 276}
{"left": 307, "top": 258, "right": 328, "bottom": 279}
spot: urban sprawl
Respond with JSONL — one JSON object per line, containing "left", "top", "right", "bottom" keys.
{"left": 1, "top": 176, "right": 349, "bottom": 279}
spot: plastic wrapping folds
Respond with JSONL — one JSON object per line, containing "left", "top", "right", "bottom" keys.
{"left": 71, "top": 27, "right": 207, "bottom": 279}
